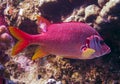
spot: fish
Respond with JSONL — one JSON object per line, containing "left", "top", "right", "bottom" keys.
{"left": 9, "top": 16, "right": 111, "bottom": 60}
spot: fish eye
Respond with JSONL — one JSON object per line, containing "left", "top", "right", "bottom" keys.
{"left": 100, "top": 40, "right": 104, "bottom": 45}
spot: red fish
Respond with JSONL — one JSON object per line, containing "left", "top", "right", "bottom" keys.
{"left": 9, "top": 17, "right": 111, "bottom": 60}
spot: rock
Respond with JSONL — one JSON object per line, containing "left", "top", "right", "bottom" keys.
{"left": 0, "top": 64, "right": 5, "bottom": 76}
{"left": 0, "top": 7, "right": 13, "bottom": 50}
{"left": 13, "top": 55, "right": 33, "bottom": 71}
{"left": 95, "top": 0, "right": 120, "bottom": 26}
{"left": 46, "top": 78, "right": 62, "bottom": 84}
{"left": 84, "top": 4, "right": 100, "bottom": 22}
{"left": 63, "top": 6, "right": 85, "bottom": 22}
{"left": 98, "top": 0, "right": 108, "bottom": 7}
{"left": 0, "top": 25, "right": 7, "bottom": 34}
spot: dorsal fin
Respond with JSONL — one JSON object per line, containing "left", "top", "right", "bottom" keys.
{"left": 37, "top": 16, "right": 51, "bottom": 33}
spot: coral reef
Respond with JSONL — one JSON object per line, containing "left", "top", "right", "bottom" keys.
{"left": 0, "top": 25, "right": 13, "bottom": 49}
{"left": 0, "top": 0, "right": 120, "bottom": 84}
{"left": 0, "top": 4, "right": 13, "bottom": 49}
{"left": 84, "top": 4, "right": 100, "bottom": 22}
{"left": 0, "top": 5, "right": 13, "bottom": 66}
{"left": 13, "top": 55, "right": 34, "bottom": 71}
{"left": 0, "top": 63, "right": 15, "bottom": 84}
{"left": 95, "top": 0, "right": 120, "bottom": 29}
{"left": 0, "top": 64, "right": 5, "bottom": 76}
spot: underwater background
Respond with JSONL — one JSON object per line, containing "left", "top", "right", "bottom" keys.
{"left": 0, "top": 0, "right": 120, "bottom": 84}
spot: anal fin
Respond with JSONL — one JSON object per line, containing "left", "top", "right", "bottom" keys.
{"left": 32, "top": 47, "right": 49, "bottom": 60}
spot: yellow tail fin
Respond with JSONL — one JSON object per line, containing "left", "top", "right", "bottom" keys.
{"left": 9, "top": 27, "right": 31, "bottom": 55}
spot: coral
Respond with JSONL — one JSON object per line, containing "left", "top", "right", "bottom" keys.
{"left": 0, "top": 25, "right": 13, "bottom": 50}
{"left": 45, "top": 78, "right": 62, "bottom": 84}
{"left": 71, "top": 71, "right": 82, "bottom": 83}
{"left": 64, "top": 0, "right": 120, "bottom": 29}
{"left": 0, "top": 5, "right": 13, "bottom": 51}
{"left": 0, "top": 64, "right": 5, "bottom": 76}
{"left": 63, "top": 6, "right": 85, "bottom": 22}
{"left": 13, "top": 55, "right": 34, "bottom": 71}
{"left": 0, "top": 64, "right": 15, "bottom": 84}
{"left": 64, "top": 4, "right": 101, "bottom": 24}
{"left": 84, "top": 4, "right": 100, "bottom": 22}
{"left": 95, "top": 0, "right": 120, "bottom": 29}
{"left": 98, "top": 0, "right": 108, "bottom": 7}
{"left": 0, "top": 4, "right": 13, "bottom": 67}
{"left": 0, "top": 8, "right": 7, "bottom": 26}
{"left": 17, "top": 0, "right": 39, "bottom": 21}
{"left": 0, "top": 51, "right": 10, "bottom": 64}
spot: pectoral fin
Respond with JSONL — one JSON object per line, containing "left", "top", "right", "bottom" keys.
{"left": 32, "top": 47, "right": 48, "bottom": 60}
{"left": 81, "top": 48, "right": 95, "bottom": 59}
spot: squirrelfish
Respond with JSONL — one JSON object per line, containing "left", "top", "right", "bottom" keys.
{"left": 9, "top": 16, "right": 111, "bottom": 60}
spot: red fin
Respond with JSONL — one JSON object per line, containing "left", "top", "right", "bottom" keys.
{"left": 12, "top": 41, "right": 29, "bottom": 55}
{"left": 32, "top": 47, "right": 49, "bottom": 60}
{"left": 37, "top": 16, "right": 51, "bottom": 33}
{"left": 9, "top": 27, "right": 31, "bottom": 55}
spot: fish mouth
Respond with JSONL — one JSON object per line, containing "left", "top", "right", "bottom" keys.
{"left": 95, "top": 47, "right": 111, "bottom": 58}
{"left": 100, "top": 47, "right": 111, "bottom": 57}
{"left": 106, "top": 47, "right": 111, "bottom": 54}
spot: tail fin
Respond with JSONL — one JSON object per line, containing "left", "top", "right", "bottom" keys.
{"left": 9, "top": 27, "right": 31, "bottom": 55}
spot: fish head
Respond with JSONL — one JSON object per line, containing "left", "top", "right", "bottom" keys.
{"left": 81, "top": 35, "right": 111, "bottom": 59}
